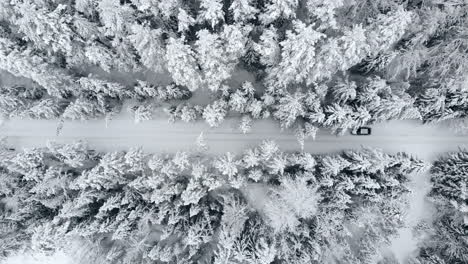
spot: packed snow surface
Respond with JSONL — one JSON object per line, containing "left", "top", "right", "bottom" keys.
{"left": 0, "top": 118, "right": 465, "bottom": 158}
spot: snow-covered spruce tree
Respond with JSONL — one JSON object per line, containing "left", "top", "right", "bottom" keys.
{"left": 10, "top": 1, "right": 86, "bottom": 65}
{"left": 413, "top": 150, "right": 468, "bottom": 263}
{"left": 195, "top": 24, "right": 251, "bottom": 91}
{"left": 97, "top": 0, "right": 136, "bottom": 37}
{"left": 166, "top": 103, "right": 203, "bottom": 123}
{"left": 273, "top": 90, "right": 307, "bottom": 129}
{"left": 230, "top": 0, "right": 259, "bottom": 23}
{"left": 166, "top": 36, "right": 204, "bottom": 92}
{"left": 203, "top": 99, "right": 228, "bottom": 127}
{"left": 61, "top": 96, "right": 107, "bottom": 121}
{"left": 132, "top": 80, "right": 191, "bottom": 101}
{"left": 128, "top": 104, "right": 154, "bottom": 124}
{"left": 260, "top": 0, "right": 299, "bottom": 25}
{"left": 254, "top": 26, "right": 281, "bottom": 67}
{"left": 197, "top": 0, "right": 224, "bottom": 29}
{"left": 22, "top": 98, "right": 67, "bottom": 120}
{"left": 266, "top": 21, "right": 326, "bottom": 89}
{"left": 0, "top": 35, "right": 77, "bottom": 98}
{"left": 0, "top": 84, "right": 45, "bottom": 118}
{"left": 127, "top": 23, "right": 166, "bottom": 74}
{"left": 0, "top": 142, "right": 426, "bottom": 263}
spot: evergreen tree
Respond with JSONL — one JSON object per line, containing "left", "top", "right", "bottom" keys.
{"left": 166, "top": 36, "right": 203, "bottom": 91}
{"left": 12, "top": 2, "right": 85, "bottom": 64}
{"left": 230, "top": 0, "right": 259, "bottom": 23}
{"left": 97, "top": 0, "right": 135, "bottom": 37}
{"left": 260, "top": 0, "right": 299, "bottom": 25}
{"left": 62, "top": 96, "right": 106, "bottom": 121}
{"left": 129, "top": 104, "right": 154, "bottom": 124}
{"left": 177, "top": 8, "right": 196, "bottom": 33}
{"left": 274, "top": 90, "right": 306, "bottom": 129}
{"left": 197, "top": 0, "right": 224, "bottom": 28}
{"left": 267, "top": 21, "right": 326, "bottom": 89}
{"left": 196, "top": 25, "right": 250, "bottom": 91}
{"left": 128, "top": 23, "right": 166, "bottom": 74}
{"left": 239, "top": 115, "right": 253, "bottom": 134}
{"left": 0, "top": 37, "right": 77, "bottom": 98}
{"left": 203, "top": 100, "right": 228, "bottom": 127}
{"left": 306, "top": 0, "right": 345, "bottom": 29}
{"left": 254, "top": 26, "right": 281, "bottom": 67}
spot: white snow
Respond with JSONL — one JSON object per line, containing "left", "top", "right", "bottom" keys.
{"left": 0, "top": 197, "right": 18, "bottom": 213}
{"left": 389, "top": 170, "right": 435, "bottom": 262}
{"left": 0, "top": 117, "right": 466, "bottom": 156}
{"left": 1, "top": 251, "right": 75, "bottom": 264}
{"left": 0, "top": 117, "right": 464, "bottom": 262}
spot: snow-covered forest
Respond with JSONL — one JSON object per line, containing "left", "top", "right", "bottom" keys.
{"left": 1, "top": 0, "right": 468, "bottom": 133}
{"left": 1, "top": 0, "right": 468, "bottom": 263}
{"left": 1, "top": 140, "right": 466, "bottom": 263}
{"left": 414, "top": 150, "right": 468, "bottom": 263}
{"left": 0, "top": 141, "right": 430, "bottom": 263}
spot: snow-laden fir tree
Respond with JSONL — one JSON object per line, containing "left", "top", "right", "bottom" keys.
{"left": 197, "top": 0, "right": 224, "bottom": 28}
{"left": 165, "top": 36, "right": 203, "bottom": 91}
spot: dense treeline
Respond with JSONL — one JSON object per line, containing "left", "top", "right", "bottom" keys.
{"left": 0, "top": 141, "right": 427, "bottom": 263}
{"left": 0, "top": 0, "right": 467, "bottom": 133}
{"left": 413, "top": 149, "right": 468, "bottom": 263}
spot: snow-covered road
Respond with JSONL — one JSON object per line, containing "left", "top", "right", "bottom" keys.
{"left": 0, "top": 117, "right": 466, "bottom": 160}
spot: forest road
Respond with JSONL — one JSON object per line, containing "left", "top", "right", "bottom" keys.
{"left": 0, "top": 118, "right": 466, "bottom": 159}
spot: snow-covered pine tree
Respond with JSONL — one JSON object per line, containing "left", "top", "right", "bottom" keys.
{"left": 239, "top": 115, "right": 253, "bottom": 134}
{"left": 264, "top": 176, "right": 319, "bottom": 232}
{"left": 84, "top": 43, "right": 116, "bottom": 73}
{"left": 62, "top": 96, "right": 106, "bottom": 121}
{"left": 197, "top": 0, "right": 224, "bottom": 28}
{"left": 266, "top": 21, "right": 326, "bottom": 89}
{"left": 78, "top": 77, "right": 127, "bottom": 99}
{"left": 129, "top": 104, "right": 154, "bottom": 124}
{"left": 203, "top": 100, "right": 228, "bottom": 127}
{"left": 260, "top": 0, "right": 299, "bottom": 25}
{"left": 229, "top": 0, "right": 259, "bottom": 23}
{"left": 12, "top": 2, "right": 85, "bottom": 64}
{"left": 177, "top": 8, "right": 196, "bottom": 33}
{"left": 166, "top": 36, "right": 203, "bottom": 91}
{"left": 306, "top": 0, "right": 345, "bottom": 29}
{"left": 331, "top": 77, "right": 357, "bottom": 105}
{"left": 97, "top": 0, "right": 135, "bottom": 37}
{"left": 254, "top": 26, "right": 281, "bottom": 67}
{"left": 273, "top": 90, "right": 306, "bottom": 129}
{"left": 22, "top": 98, "right": 65, "bottom": 119}
{"left": 127, "top": 23, "right": 166, "bottom": 74}
{"left": 195, "top": 25, "right": 250, "bottom": 91}
{"left": 0, "top": 37, "right": 77, "bottom": 98}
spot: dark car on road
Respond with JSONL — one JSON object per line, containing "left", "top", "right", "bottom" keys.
{"left": 351, "top": 127, "right": 372, "bottom": 135}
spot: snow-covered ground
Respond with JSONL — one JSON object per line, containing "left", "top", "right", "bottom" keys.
{"left": 2, "top": 251, "right": 75, "bottom": 264}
